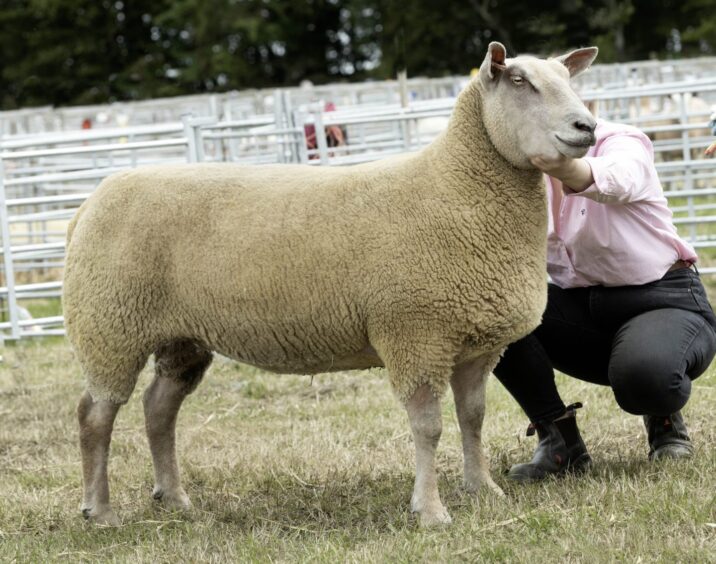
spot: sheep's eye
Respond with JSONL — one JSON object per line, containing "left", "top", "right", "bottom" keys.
{"left": 511, "top": 75, "right": 525, "bottom": 86}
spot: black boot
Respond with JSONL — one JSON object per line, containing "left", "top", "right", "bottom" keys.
{"left": 644, "top": 411, "right": 693, "bottom": 461}
{"left": 508, "top": 403, "right": 592, "bottom": 483}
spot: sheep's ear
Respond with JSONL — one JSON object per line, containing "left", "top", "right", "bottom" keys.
{"left": 556, "top": 47, "right": 598, "bottom": 78}
{"left": 479, "top": 41, "right": 507, "bottom": 85}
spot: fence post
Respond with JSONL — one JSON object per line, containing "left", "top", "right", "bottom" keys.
{"left": 182, "top": 114, "right": 201, "bottom": 163}
{"left": 0, "top": 140, "right": 20, "bottom": 341}
{"left": 313, "top": 109, "right": 330, "bottom": 165}
{"left": 294, "top": 109, "right": 309, "bottom": 164}
{"left": 182, "top": 114, "right": 215, "bottom": 163}
{"left": 272, "top": 89, "right": 285, "bottom": 164}
{"left": 678, "top": 93, "right": 697, "bottom": 242}
{"left": 282, "top": 91, "right": 298, "bottom": 164}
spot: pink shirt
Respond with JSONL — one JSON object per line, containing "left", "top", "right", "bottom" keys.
{"left": 547, "top": 119, "right": 697, "bottom": 288}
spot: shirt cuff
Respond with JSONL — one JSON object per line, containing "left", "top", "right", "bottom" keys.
{"left": 563, "top": 157, "right": 612, "bottom": 203}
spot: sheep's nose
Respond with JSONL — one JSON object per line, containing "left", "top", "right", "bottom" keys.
{"left": 573, "top": 118, "right": 596, "bottom": 135}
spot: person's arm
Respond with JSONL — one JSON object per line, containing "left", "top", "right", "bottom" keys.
{"left": 530, "top": 154, "right": 593, "bottom": 192}
{"left": 531, "top": 131, "right": 657, "bottom": 204}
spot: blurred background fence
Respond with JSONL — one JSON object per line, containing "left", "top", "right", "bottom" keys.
{"left": 1, "top": 57, "right": 715, "bottom": 340}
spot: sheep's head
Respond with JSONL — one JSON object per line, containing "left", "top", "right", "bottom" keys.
{"left": 478, "top": 42, "right": 598, "bottom": 170}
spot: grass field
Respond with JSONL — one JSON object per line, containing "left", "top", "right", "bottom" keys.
{"left": 0, "top": 340, "right": 715, "bottom": 563}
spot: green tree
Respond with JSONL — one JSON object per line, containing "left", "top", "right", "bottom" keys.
{"left": 0, "top": 0, "right": 714, "bottom": 110}
{"left": 127, "top": 0, "right": 382, "bottom": 95}
{"left": 681, "top": 0, "right": 716, "bottom": 56}
{"left": 0, "top": 0, "right": 168, "bottom": 108}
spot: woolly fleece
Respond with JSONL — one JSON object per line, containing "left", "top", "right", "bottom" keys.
{"left": 63, "top": 77, "right": 548, "bottom": 404}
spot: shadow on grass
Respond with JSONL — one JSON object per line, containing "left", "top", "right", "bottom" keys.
{"left": 191, "top": 470, "right": 425, "bottom": 532}
{"left": 115, "top": 467, "right": 522, "bottom": 535}
{"left": 141, "top": 457, "right": 668, "bottom": 532}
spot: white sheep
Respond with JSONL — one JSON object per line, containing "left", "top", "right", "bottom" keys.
{"left": 63, "top": 42, "right": 598, "bottom": 528}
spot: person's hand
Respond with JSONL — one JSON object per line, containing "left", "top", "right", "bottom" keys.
{"left": 530, "top": 153, "right": 578, "bottom": 178}
{"left": 705, "top": 140, "right": 716, "bottom": 157}
{"left": 530, "top": 154, "right": 594, "bottom": 192}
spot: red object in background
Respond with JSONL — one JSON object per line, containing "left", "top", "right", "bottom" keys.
{"left": 304, "top": 102, "right": 346, "bottom": 157}
{"left": 81, "top": 118, "right": 92, "bottom": 129}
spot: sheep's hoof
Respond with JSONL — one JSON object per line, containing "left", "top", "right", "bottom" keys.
{"left": 418, "top": 507, "right": 453, "bottom": 528}
{"left": 464, "top": 474, "right": 505, "bottom": 497}
{"left": 486, "top": 479, "right": 505, "bottom": 497}
{"left": 81, "top": 505, "right": 121, "bottom": 527}
{"left": 465, "top": 478, "right": 505, "bottom": 497}
{"left": 152, "top": 487, "right": 192, "bottom": 511}
{"left": 411, "top": 496, "right": 452, "bottom": 528}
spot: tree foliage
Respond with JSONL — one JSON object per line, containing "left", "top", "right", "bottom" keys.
{"left": 0, "top": 0, "right": 714, "bottom": 110}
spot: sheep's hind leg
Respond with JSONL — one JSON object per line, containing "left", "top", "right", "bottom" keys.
{"left": 450, "top": 357, "right": 504, "bottom": 497}
{"left": 78, "top": 390, "right": 122, "bottom": 526}
{"left": 143, "top": 340, "right": 212, "bottom": 511}
{"left": 405, "top": 384, "right": 452, "bottom": 527}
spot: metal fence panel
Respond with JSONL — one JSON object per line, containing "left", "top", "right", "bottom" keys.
{"left": 1, "top": 66, "right": 715, "bottom": 340}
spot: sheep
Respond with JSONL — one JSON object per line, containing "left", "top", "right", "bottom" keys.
{"left": 625, "top": 93, "right": 712, "bottom": 161}
{"left": 63, "top": 42, "right": 598, "bottom": 528}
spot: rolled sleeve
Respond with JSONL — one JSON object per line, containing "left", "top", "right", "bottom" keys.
{"left": 566, "top": 133, "right": 657, "bottom": 205}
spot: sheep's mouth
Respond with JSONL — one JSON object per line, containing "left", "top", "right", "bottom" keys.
{"left": 555, "top": 134, "right": 595, "bottom": 149}
{"left": 554, "top": 133, "right": 596, "bottom": 149}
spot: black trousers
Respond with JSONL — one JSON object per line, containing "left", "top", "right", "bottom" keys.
{"left": 493, "top": 268, "right": 716, "bottom": 421}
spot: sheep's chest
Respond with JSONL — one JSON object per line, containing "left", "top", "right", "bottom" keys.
{"left": 468, "top": 185, "right": 548, "bottom": 347}
{"left": 461, "top": 254, "right": 548, "bottom": 353}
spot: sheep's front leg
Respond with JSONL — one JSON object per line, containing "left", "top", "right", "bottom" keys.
{"left": 405, "top": 384, "right": 452, "bottom": 527}
{"left": 78, "top": 390, "right": 122, "bottom": 526}
{"left": 450, "top": 359, "right": 504, "bottom": 496}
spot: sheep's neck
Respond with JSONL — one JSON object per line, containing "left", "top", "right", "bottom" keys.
{"left": 426, "top": 80, "right": 543, "bottom": 205}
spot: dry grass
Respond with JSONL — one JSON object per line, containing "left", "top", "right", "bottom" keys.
{"left": 0, "top": 340, "right": 715, "bottom": 563}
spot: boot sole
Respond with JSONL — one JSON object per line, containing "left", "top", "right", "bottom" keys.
{"left": 649, "top": 442, "right": 693, "bottom": 461}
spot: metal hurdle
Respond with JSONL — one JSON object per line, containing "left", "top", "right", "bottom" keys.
{"left": 0, "top": 117, "right": 210, "bottom": 340}
{"left": 1, "top": 71, "right": 715, "bottom": 340}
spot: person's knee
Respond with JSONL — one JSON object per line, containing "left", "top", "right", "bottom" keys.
{"left": 608, "top": 309, "right": 714, "bottom": 415}
{"left": 609, "top": 352, "right": 691, "bottom": 415}
{"left": 685, "top": 321, "right": 716, "bottom": 380}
